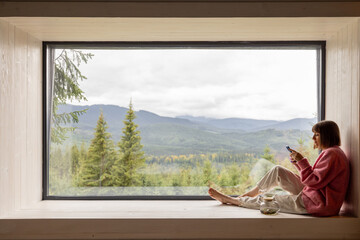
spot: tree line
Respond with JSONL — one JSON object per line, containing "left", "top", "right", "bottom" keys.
{"left": 50, "top": 146, "right": 255, "bottom": 196}
{"left": 50, "top": 110, "right": 317, "bottom": 196}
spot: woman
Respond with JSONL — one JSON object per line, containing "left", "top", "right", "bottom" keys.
{"left": 208, "top": 120, "right": 350, "bottom": 216}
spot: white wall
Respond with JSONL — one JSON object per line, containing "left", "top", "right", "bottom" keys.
{"left": 326, "top": 18, "right": 360, "bottom": 217}
{"left": 0, "top": 17, "right": 360, "bottom": 239}
{"left": 0, "top": 19, "right": 42, "bottom": 217}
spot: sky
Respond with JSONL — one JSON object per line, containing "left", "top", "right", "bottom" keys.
{"left": 59, "top": 48, "right": 318, "bottom": 121}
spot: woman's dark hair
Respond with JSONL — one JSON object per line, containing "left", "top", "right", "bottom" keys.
{"left": 312, "top": 120, "right": 341, "bottom": 148}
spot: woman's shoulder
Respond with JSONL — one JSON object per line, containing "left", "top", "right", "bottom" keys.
{"left": 322, "top": 146, "right": 348, "bottom": 162}
{"left": 324, "top": 146, "right": 344, "bottom": 154}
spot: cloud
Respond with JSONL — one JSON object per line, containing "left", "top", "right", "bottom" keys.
{"left": 74, "top": 48, "right": 317, "bottom": 120}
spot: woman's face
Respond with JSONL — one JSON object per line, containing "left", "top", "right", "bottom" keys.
{"left": 312, "top": 131, "right": 321, "bottom": 150}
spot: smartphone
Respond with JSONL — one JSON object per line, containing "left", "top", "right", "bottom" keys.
{"left": 286, "top": 145, "right": 292, "bottom": 153}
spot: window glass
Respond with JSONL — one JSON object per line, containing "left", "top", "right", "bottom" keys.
{"left": 45, "top": 43, "right": 322, "bottom": 198}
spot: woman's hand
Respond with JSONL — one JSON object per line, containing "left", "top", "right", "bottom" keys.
{"left": 289, "top": 149, "right": 304, "bottom": 162}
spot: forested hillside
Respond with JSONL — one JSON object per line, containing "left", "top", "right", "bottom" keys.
{"left": 49, "top": 103, "right": 318, "bottom": 197}
{"left": 57, "top": 104, "right": 316, "bottom": 156}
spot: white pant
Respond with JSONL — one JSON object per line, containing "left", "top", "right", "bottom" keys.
{"left": 238, "top": 165, "right": 308, "bottom": 214}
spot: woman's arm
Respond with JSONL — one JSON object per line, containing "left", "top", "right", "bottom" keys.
{"left": 289, "top": 148, "right": 302, "bottom": 172}
{"left": 292, "top": 161, "right": 301, "bottom": 172}
{"left": 296, "top": 151, "right": 340, "bottom": 189}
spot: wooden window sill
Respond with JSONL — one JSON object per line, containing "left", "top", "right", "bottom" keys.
{"left": 0, "top": 200, "right": 358, "bottom": 239}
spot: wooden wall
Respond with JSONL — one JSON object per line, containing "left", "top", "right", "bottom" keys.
{"left": 0, "top": 17, "right": 354, "bottom": 42}
{"left": 0, "top": 19, "right": 42, "bottom": 217}
{"left": 326, "top": 19, "right": 360, "bottom": 217}
{"left": 0, "top": 15, "right": 360, "bottom": 238}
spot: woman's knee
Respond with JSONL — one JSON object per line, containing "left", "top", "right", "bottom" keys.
{"left": 270, "top": 165, "right": 286, "bottom": 173}
{"left": 269, "top": 165, "right": 290, "bottom": 177}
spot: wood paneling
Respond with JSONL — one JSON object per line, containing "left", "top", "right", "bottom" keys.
{"left": 0, "top": 20, "right": 16, "bottom": 217}
{"left": 326, "top": 19, "right": 360, "bottom": 217}
{"left": 1, "top": 14, "right": 360, "bottom": 239}
{"left": 1, "top": 1, "right": 360, "bottom": 17}
{"left": 0, "top": 17, "right": 355, "bottom": 41}
{"left": 0, "top": 19, "right": 42, "bottom": 216}
{"left": 27, "top": 34, "right": 43, "bottom": 206}
{"left": 0, "top": 19, "right": 12, "bottom": 217}
{"left": 13, "top": 27, "right": 28, "bottom": 211}
{"left": 350, "top": 18, "right": 360, "bottom": 219}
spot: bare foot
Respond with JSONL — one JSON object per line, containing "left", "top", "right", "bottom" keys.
{"left": 240, "top": 186, "right": 260, "bottom": 197}
{"left": 208, "top": 188, "right": 240, "bottom": 206}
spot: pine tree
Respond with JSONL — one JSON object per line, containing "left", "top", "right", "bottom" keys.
{"left": 112, "top": 101, "right": 145, "bottom": 187}
{"left": 77, "top": 111, "right": 116, "bottom": 187}
{"left": 228, "top": 163, "right": 241, "bottom": 186}
{"left": 70, "top": 144, "right": 80, "bottom": 186}
{"left": 51, "top": 50, "right": 93, "bottom": 144}
{"left": 261, "top": 145, "right": 276, "bottom": 164}
{"left": 202, "top": 159, "right": 215, "bottom": 186}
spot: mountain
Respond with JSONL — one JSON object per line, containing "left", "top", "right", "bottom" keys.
{"left": 252, "top": 117, "right": 316, "bottom": 131}
{"left": 178, "top": 115, "right": 316, "bottom": 132}
{"left": 178, "top": 115, "right": 279, "bottom": 131}
{"left": 58, "top": 104, "right": 196, "bottom": 128}
{"left": 57, "top": 104, "right": 315, "bottom": 156}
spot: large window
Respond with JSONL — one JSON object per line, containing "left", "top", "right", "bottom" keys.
{"left": 43, "top": 42, "right": 325, "bottom": 200}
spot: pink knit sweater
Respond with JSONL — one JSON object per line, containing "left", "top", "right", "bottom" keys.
{"left": 295, "top": 146, "right": 350, "bottom": 217}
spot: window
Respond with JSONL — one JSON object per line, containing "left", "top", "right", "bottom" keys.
{"left": 43, "top": 42, "right": 325, "bottom": 200}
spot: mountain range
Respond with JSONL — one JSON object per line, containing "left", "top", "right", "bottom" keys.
{"left": 57, "top": 104, "right": 316, "bottom": 156}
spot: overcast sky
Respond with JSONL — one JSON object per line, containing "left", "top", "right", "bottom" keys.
{"left": 60, "top": 49, "right": 317, "bottom": 121}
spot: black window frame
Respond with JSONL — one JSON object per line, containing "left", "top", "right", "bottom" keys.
{"left": 43, "top": 41, "right": 326, "bottom": 200}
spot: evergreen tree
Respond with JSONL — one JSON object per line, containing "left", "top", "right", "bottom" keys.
{"left": 296, "top": 136, "right": 318, "bottom": 164}
{"left": 228, "top": 163, "right": 241, "bottom": 186}
{"left": 71, "top": 145, "right": 80, "bottom": 176}
{"left": 51, "top": 50, "right": 93, "bottom": 144}
{"left": 202, "top": 159, "right": 215, "bottom": 186}
{"left": 218, "top": 168, "right": 230, "bottom": 187}
{"left": 70, "top": 144, "right": 80, "bottom": 186}
{"left": 77, "top": 111, "right": 116, "bottom": 187}
{"left": 71, "top": 143, "right": 88, "bottom": 186}
{"left": 112, "top": 101, "right": 145, "bottom": 186}
{"left": 49, "top": 147, "right": 72, "bottom": 195}
{"left": 79, "top": 142, "right": 88, "bottom": 165}
{"left": 261, "top": 145, "right": 276, "bottom": 164}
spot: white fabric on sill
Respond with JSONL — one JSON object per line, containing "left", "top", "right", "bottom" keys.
{"left": 238, "top": 165, "right": 308, "bottom": 214}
